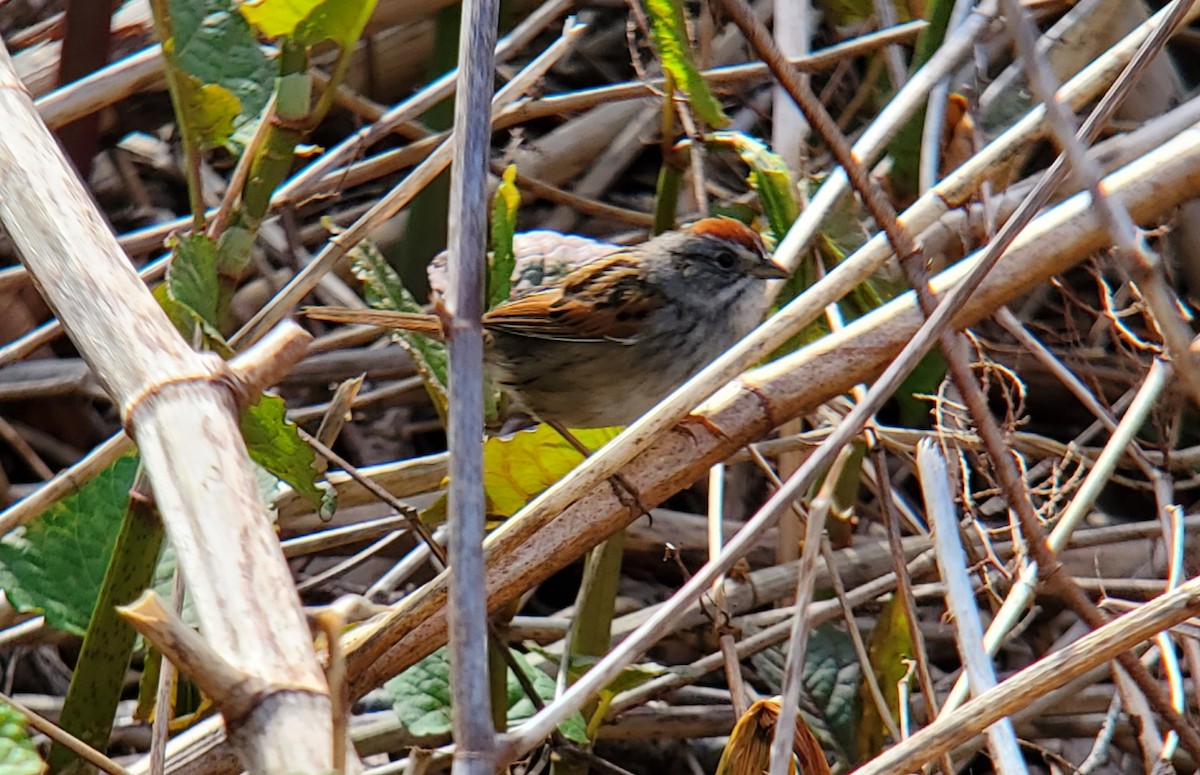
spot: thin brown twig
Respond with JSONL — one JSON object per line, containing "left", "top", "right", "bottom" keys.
{"left": 299, "top": 429, "right": 445, "bottom": 566}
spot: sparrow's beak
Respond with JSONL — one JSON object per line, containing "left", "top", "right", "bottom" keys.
{"left": 751, "top": 258, "right": 790, "bottom": 280}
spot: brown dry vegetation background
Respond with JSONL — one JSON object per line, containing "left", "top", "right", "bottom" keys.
{"left": 1, "top": 0, "right": 1200, "bottom": 774}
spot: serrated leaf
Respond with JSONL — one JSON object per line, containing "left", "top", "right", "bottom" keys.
{"left": 489, "top": 164, "right": 520, "bottom": 308}
{"left": 0, "top": 456, "right": 139, "bottom": 635}
{"left": 166, "top": 0, "right": 272, "bottom": 145}
{"left": 153, "top": 283, "right": 233, "bottom": 357}
{"left": 240, "top": 394, "right": 334, "bottom": 519}
{"left": 856, "top": 594, "right": 914, "bottom": 759}
{"left": 385, "top": 647, "right": 586, "bottom": 741}
{"left": 483, "top": 426, "right": 622, "bottom": 517}
{"left": 242, "top": 0, "right": 378, "bottom": 49}
{"left": 0, "top": 699, "right": 44, "bottom": 775}
{"left": 643, "top": 0, "right": 730, "bottom": 127}
{"left": 750, "top": 623, "right": 860, "bottom": 766}
{"left": 707, "top": 131, "right": 799, "bottom": 242}
{"left": 386, "top": 647, "right": 453, "bottom": 737}
{"left": 350, "top": 242, "right": 450, "bottom": 418}
{"left": 168, "top": 232, "right": 221, "bottom": 327}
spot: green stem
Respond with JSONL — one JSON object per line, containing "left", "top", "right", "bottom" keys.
{"left": 551, "top": 531, "right": 625, "bottom": 775}
{"left": 146, "top": 0, "right": 205, "bottom": 227}
{"left": 49, "top": 467, "right": 164, "bottom": 773}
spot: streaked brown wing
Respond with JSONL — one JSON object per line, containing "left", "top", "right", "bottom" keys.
{"left": 482, "top": 255, "right": 664, "bottom": 343}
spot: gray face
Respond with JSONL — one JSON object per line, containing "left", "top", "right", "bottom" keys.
{"left": 647, "top": 233, "right": 777, "bottom": 317}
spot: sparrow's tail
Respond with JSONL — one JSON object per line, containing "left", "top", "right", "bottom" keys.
{"left": 302, "top": 306, "right": 445, "bottom": 340}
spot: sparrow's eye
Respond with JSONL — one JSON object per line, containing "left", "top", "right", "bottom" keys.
{"left": 714, "top": 249, "right": 738, "bottom": 270}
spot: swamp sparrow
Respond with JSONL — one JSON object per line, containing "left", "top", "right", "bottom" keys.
{"left": 307, "top": 217, "right": 788, "bottom": 428}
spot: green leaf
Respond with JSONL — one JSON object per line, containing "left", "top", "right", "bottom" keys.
{"left": 523, "top": 644, "right": 667, "bottom": 696}
{"left": 507, "top": 651, "right": 588, "bottom": 743}
{"left": 167, "top": 0, "right": 272, "bottom": 146}
{"left": 385, "top": 647, "right": 587, "bottom": 741}
{"left": 49, "top": 470, "right": 165, "bottom": 773}
{"left": 523, "top": 644, "right": 665, "bottom": 741}
{"left": 387, "top": 647, "right": 453, "bottom": 737}
{"left": 241, "top": 0, "right": 379, "bottom": 49}
{"left": 167, "top": 232, "right": 222, "bottom": 328}
{"left": 894, "top": 351, "right": 945, "bottom": 428}
{"left": 350, "top": 242, "right": 450, "bottom": 419}
{"left": 489, "top": 164, "right": 521, "bottom": 308}
{"left": 643, "top": 0, "right": 730, "bottom": 127}
{"left": 240, "top": 394, "right": 334, "bottom": 519}
{"left": 483, "top": 425, "right": 622, "bottom": 517}
{"left": 707, "top": 131, "right": 800, "bottom": 242}
{"left": 0, "top": 456, "right": 139, "bottom": 635}
{"left": 856, "top": 594, "right": 913, "bottom": 760}
{"left": 0, "top": 699, "right": 43, "bottom": 775}
{"left": 751, "top": 623, "right": 860, "bottom": 766}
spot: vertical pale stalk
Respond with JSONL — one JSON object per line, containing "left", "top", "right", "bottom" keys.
{"left": 918, "top": 441, "right": 1026, "bottom": 774}
{"left": 443, "top": 0, "right": 500, "bottom": 772}
{"left": 771, "top": 0, "right": 812, "bottom": 173}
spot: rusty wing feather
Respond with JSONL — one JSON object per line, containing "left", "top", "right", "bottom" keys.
{"left": 482, "top": 253, "right": 666, "bottom": 343}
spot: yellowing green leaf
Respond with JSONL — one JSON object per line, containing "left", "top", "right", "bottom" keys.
{"left": 240, "top": 0, "right": 322, "bottom": 37}
{"left": 483, "top": 426, "right": 622, "bottom": 516}
{"left": 242, "top": 0, "right": 379, "bottom": 49}
{"left": 644, "top": 0, "right": 730, "bottom": 127}
{"left": 177, "top": 77, "right": 240, "bottom": 151}
{"left": 856, "top": 594, "right": 913, "bottom": 758}
{"left": 489, "top": 164, "right": 521, "bottom": 308}
{"left": 167, "top": 0, "right": 272, "bottom": 144}
{"left": 708, "top": 131, "right": 799, "bottom": 242}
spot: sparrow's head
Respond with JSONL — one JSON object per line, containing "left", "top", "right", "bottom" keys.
{"left": 643, "top": 216, "right": 788, "bottom": 303}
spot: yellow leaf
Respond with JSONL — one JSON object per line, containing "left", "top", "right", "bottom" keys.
{"left": 483, "top": 425, "right": 621, "bottom": 517}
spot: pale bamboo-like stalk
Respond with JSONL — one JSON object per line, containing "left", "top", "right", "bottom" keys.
{"left": 0, "top": 42, "right": 340, "bottom": 774}
{"left": 918, "top": 442, "right": 1026, "bottom": 775}
{"left": 443, "top": 0, "right": 500, "bottom": 771}
{"left": 770, "top": 0, "right": 811, "bottom": 172}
